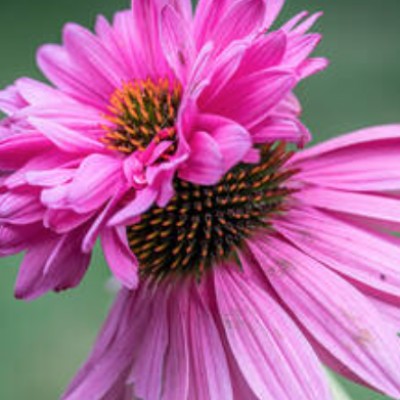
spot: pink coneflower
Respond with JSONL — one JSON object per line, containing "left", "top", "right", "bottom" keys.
{"left": 63, "top": 125, "right": 400, "bottom": 400}
{"left": 0, "top": 0, "right": 326, "bottom": 299}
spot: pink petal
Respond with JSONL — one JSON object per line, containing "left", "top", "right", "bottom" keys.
{"left": 18, "top": 102, "right": 102, "bottom": 134}
{"left": 0, "top": 223, "right": 37, "bottom": 256}
{"left": 29, "top": 118, "right": 104, "bottom": 154}
{"left": 178, "top": 131, "right": 224, "bottom": 185}
{"left": 235, "top": 30, "right": 287, "bottom": 78}
{"left": 214, "top": 264, "right": 331, "bottom": 400}
{"left": 263, "top": 0, "right": 285, "bottom": 31}
{"left": 0, "top": 84, "right": 28, "bottom": 115}
{"left": 291, "top": 12, "right": 324, "bottom": 35}
{"left": 109, "top": 187, "right": 158, "bottom": 226}
{"left": 44, "top": 208, "right": 93, "bottom": 234}
{"left": 293, "top": 124, "right": 400, "bottom": 162}
{"left": 213, "top": 125, "right": 251, "bottom": 172}
{"left": 67, "top": 154, "right": 123, "bottom": 213}
{"left": 160, "top": 4, "right": 195, "bottom": 83}
{"left": 41, "top": 184, "right": 72, "bottom": 210}
{"left": 294, "top": 188, "right": 400, "bottom": 225}
{"left": 282, "top": 11, "right": 311, "bottom": 33}
{"left": 205, "top": 70, "right": 296, "bottom": 130}
{"left": 161, "top": 288, "right": 190, "bottom": 400}
{"left": 26, "top": 168, "right": 75, "bottom": 187}
{"left": 198, "top": 114, "right": 252, "bottom": 172}
{"left": 0, "top": 132, "right": 50, "bottom": 170}
{"left": 128, "top": 288, "right": 169, "bottom": 400}
{"left": 63, "top": 289, "right": 144, "bottom": 399}
{"left": 15, "top": 77, "right": 76, "bottom": 106}
{"left": 251, "top": 237, "right": 400, "bottom": 398}
{"left": 187, "top": 285, "right": 233, "bottom": 400}
{"left": 63, "top": 23, "right": 129, "bottom": 90}
{"left": 368, "top": 297, "right": 400, "bottom": 338}
{"left": 195, "top": 0, "right": 283, "bottom": 53}
{"left": 0, "top": 191, "right": 44, "bottom": 225}
{"left": 101, "top": 227, "right": 138, "bottom": 289}
{"left": 292, "top": 129, "right": 400, "bottom": 191}
{"left": 252, "top": 117, "right": 309, "bottom": 145}
{"left": 284, "top": 34, "right": 322, "bottom": 67}
{"left": 37, "top": 44, "right": 108, "bottom": 109}
{"left": 111, "top": 11, "right": 148, "bottom": 80}
{"left": 15, "top": 229, "right": 90, "bottom": 300}
{"left": 82, "top": 193, "right": 124, "bottom": 253}
{"left": 199, "top": 40, "right": 248, "bottom": 105}
{"left": 275, "top": 207, "right": 400, "bottom": 300}
{"left": 299, "top": 57, "right": 329, "bottom": 79}
{"left": 131, "top": 0, "right": 171, "bottom": 78}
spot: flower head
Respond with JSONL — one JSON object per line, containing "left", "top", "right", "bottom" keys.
{"left": 63, "top": 125, "right": 400, "bottom": 400}
{"left": 0, "top": 0, "right": 326, "bottom": 298}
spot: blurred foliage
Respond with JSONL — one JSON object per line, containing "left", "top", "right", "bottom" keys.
{"left": 1, "top": 0, "right": 399, "bottom": 399}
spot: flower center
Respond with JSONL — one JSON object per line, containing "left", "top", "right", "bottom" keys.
{"left": 101, "top": 78, "right": 182, "bottom": 155}
{"left": 127, "top": 144, "right": 297, "bottom": 280}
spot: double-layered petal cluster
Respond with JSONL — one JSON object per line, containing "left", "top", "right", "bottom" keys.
{"left": 0, "top": 0, "right": 325, "bottom": 299}
{"left": 3, "top": 1, "right": 400, "bottom": 400}
{"left": 63, "top": 126, "right": 400, "bottom": 400}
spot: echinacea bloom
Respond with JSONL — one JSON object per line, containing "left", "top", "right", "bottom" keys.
{"left": 0, "top": 0, "right": 327, "bottom": 299}
{"left": 63, "top": 125, "right": 400, "bottom": 400}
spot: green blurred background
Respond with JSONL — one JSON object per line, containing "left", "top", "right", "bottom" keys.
{"left": 0, "top": 0, "right": 399, "bottom": 399}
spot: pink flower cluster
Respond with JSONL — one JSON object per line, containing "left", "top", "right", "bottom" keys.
{"left": 1, "top": 1, "right": 400, "bottom": 399}
{"left": 0, "top": 0, "right": 325, "bottom": 299}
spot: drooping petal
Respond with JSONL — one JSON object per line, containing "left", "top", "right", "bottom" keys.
{"left": 214, "top": 264, "right": 331, "bottom": 400}
{"left": 367, "top": 297, "right": 400, "bottom": 338}
{"left": 294, "top": 188, "right": 400, "bottom": 226}
{"left": 127, "top": 287, "right": 170, "bottom": 400}
{"left": 101, "top": 227, "right": 139, "bottom": 289}
{"left": 292, "top": 124, "right": 400, "bottom": 163}
{"left": 0, "top": 223, "right": 38, "bottom": 256}
{"left": 275, "top": 207, "right": 400, "bottom": 300}
{"left": 250, "top": 237, "right": 400, "bottom": 398}
{"left": 187, "top": 284, "right": 233, "bottom": 400}
{"left": 161, "top": 288, "right": 190, "bottom": 400}
{"left": 62, "top": 288, "right": 144, "bottom": 400}
{"left": 15, "top": 229, "right": 91, "bottom": 300}
{"left": 292, "top": 125, "right": 400, "bottom": 191}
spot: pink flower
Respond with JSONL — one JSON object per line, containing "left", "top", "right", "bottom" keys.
{"left": 0, "top": 0, "right": 326, "bottom": 299}
{"left": 63, "top": 125, "right": 400, "bottom": 400}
